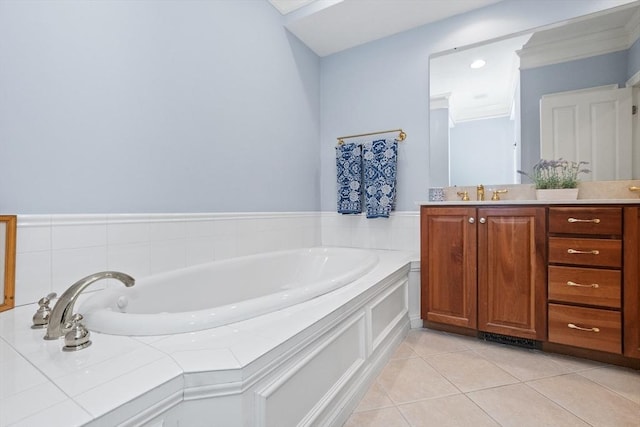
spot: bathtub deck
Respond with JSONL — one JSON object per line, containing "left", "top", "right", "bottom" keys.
{"left": 0, "top": 249, "right": 415, "bottom": 427}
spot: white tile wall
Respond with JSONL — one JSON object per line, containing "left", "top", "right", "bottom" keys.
{"left": 15, "top": 213, "right": 322, "bottom": 307}
{"left": 320, "top": 211, "right": 420, "bottom": 253}
{"left": 14, "top": 211, "right": 419, "bottom": 307}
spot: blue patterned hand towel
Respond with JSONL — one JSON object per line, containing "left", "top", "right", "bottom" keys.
{"left": 336, "top": 143, "right": 363, "bottom": 214}
{"left": 363, "top": 139, "right": 398, "bottom": 218}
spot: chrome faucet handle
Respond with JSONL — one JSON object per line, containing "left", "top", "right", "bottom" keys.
{"left": 31, "top": 293, "right": 57, "bottom": 329}
{"left": 62, "top": 313, "right": 92, "bottom": 352}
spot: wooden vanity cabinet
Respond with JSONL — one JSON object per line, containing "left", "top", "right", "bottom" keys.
{"left": 624, "top": 206, "right": 640, "bottom": 359}
{"left": 420, "top": 207, "right": 477, "bottom": 329}
{"left": 420, "top": 206, "right": 547, "bottom": 340}
{"left": 546, "top": 207, "right": 624, "bottom": 354}
{"left": 477, "top": 207, "right": 547, "bottom": 340}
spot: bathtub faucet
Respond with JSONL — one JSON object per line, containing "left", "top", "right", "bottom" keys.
{"left": 44, "top": 271, "right": 135, "bottom": 340}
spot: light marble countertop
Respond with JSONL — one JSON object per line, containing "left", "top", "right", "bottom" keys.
{"left": 418, "top": 198, "right": 640, "bottom": 206}
{"left": 422, "top": 180, "right": 640, "bottom": 205}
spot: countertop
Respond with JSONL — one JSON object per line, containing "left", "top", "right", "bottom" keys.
{"left": 418, "top": 199, "right": 640, "bottom": 206}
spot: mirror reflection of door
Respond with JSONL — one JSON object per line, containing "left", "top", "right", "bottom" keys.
{"left": 540, "top": 85, "right": 632, "bottom": 181}
{"left": 429, "top": 3, "right": 640, "bottom": 187}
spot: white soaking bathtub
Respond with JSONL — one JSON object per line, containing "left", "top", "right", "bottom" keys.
{"left": 79, "top": 247, "right": 378, "bottom": 336}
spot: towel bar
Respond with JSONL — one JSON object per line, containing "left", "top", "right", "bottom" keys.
{"left": 337, "top": 129, "right": 406, "bottom": 145}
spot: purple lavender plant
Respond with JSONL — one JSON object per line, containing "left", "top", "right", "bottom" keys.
{"left": 518, "top": 159, "right": 590, "bottom": 189}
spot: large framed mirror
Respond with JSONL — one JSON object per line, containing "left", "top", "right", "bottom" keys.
{"left": 0, "top": 215, "right": 17, "bottom": 312}
{"left": 429, "top": 2, "right": 640, "bottom": 187}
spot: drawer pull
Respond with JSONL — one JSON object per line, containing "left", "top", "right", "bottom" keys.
{"left": 567, "top": 248, "right": 600, "bottom": 255}
{"left": 568, "top": 217, "right": 601, "bottom": 224}
{"left": 567, "top": 281, "right": 599, "bottom": 289}
{"left": 568, "top": 323, "right": 600, "bottom": 333}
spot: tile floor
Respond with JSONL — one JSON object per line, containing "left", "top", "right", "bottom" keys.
{"left": 343, "top": 329, "right": 640, "bottom": 427}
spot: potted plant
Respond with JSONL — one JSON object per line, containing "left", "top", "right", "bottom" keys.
{"left": 518, "top": 159, "right": 590, "bottom": 200}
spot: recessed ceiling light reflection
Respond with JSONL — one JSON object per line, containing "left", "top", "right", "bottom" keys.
{"left": 470, "top": 59, "right": 486, "bottom": 69}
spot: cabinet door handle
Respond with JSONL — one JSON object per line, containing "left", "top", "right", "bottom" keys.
{"left": 468, "top": 217, "right": 475, "bottom": 224}
{"left": 567, "top": 323, "right": 600, "bottom": 333}
{"left": 567, "top": 249, "right": 599, "bottom": 255}
{"left": 568, "top": 217, "right": 600, "bottom": 224}
{"left": 567, "top": 281, "right": 599, "bottom": 289}
{"left": 479, "top": 217, "right": 486, "bottom": 224}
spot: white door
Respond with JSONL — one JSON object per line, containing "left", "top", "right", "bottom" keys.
{"left": 540, "top": 85, "right": 632, "bottom": 181}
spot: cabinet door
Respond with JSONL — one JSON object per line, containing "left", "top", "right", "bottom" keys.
{"left": 624, "top": 207, "right": 640, "bottom": 358}
{"left": 477, "top": 207, "right": 546, "bottom": 340}
{"left": 421, "top": 206, "right": 477, "bottom": 329}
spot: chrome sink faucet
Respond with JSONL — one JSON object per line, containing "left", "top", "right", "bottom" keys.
{"left": 44, "top": 271, "right": 135, "bottom": 340}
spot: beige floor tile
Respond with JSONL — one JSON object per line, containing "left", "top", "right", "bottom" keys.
{"left": 468, "top": 383, "right": 590, "bottom": 427}
{"left": 391, "top": 341, "right": 418, "bottom": 360}
{"left": 474, "top": 344, "right": 574, "bottom": 381}
{"left": 578, "top": 366, "right": 640, "bottom": 405}
{"left": 542, "top": 351, "right": 605, "bottom": 372}
{"left": 528, "top": 373, "right": 640, "bottom": 427}
{"left": 343, "top": 406, "right": 410, "bottom": 427}
{"left": 424, "top": 350, "right": 519, "bottom": 392}
{"left": 404, "top": 330, "right": 473, "bottom": 357}
{"left": 353, "top": 381, "right": 394, "bottom": 412}
{"left": 399, "top": 394, "right": 500, "bottom": 427}
{"left": 376, "top": 357, "right": 459, "bottom": 404}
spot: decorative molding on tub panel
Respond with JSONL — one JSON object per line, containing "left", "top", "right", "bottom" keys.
{"left": 255, "top": 313, "right": 366, "bottom": 427}
{"left": 168, "top": 261, "right": 412, "bottom": 427}
{"left": 13, "top": 212, "right": 322, "bottom": 306}
{"left": 409, "top": 261, "right": 422, "bottom": 329}
{"left": 111, "top": 389, "right": 183, "bottom": 427}
{"left": 86, "top": 376, "right": 184, "bottom": 427}
{"left": 369, "top": 278, "right": 409, "bottom": 354}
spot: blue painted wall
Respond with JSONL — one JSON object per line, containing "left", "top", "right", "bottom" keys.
{"left": 628, "top": 37, "right": 640, "bottom": 80}
{"left": 429, "top": 108, "right": 450, "bottom": 188}
{"left": 0, "top": 0, "right": 633, "bottom": 214}
{"left": 450, "top": 117, "right": 515, "bottom": 186}
{"left": 320, "top": 0, "right": 635, "bottom": 211}
{"left": 0, "top": 0, "right": 320, "bottom": 213}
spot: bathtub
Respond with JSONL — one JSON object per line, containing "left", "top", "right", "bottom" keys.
{"left": 80, "top": 247, "right": 378, "bottom": 336}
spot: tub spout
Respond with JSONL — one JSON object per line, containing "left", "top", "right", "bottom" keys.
{"left": 44, "top": 271, "right": 135, "bottom": 340}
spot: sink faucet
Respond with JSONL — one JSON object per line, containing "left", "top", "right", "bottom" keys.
{"left": 477, "top": 184, "right": 485, "bottom": 201}
{"left": 44, "top": 271, "right": 134, "bottom": 340}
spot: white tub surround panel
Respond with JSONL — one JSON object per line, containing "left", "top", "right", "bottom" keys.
{"left": 0, "top": 250, "right": 413, "bottom": 427}
{"left": 14, "top": 213, "right": 321, "bottom": 307}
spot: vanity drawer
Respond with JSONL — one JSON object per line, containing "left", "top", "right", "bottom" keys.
{"left": 549, "top": 207, "right": 622, "bottom": 236}
{"left": 548, "top": 304, "right": 621, "bottom": 354}
{"left": 548, "top": 266, "right": 620, "bottom": 308}
{"left": 548, "top": 237, "right": 621, "bottom": 268}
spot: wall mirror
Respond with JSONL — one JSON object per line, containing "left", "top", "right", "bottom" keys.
{"left": 429, "top": 3, "right": 640, "bottom": 187}
{"left": 0, "top": 216, "right": 16, "bottom": 312}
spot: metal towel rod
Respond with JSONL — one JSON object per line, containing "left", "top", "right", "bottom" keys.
{"left": 337, "top": 128, "right": 406, "bottom": 145}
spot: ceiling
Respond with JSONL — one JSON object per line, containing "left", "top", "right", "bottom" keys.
{"left": 268, "top": 0, "right": 503, "bottom": 56}
{"left": 431, "top": 3, "right": 639, "bottom": 123}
